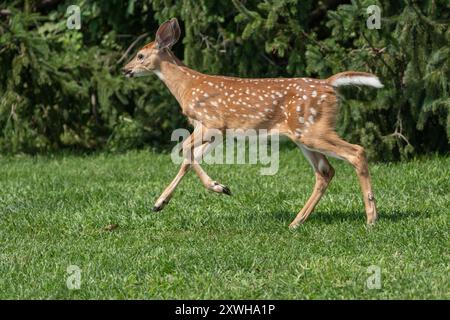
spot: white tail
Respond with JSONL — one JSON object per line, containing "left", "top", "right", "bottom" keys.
{"left": 328, "top": 71, "right": 384, "bottom": 88}
{"left": 123, "top": 18, "right": 381, "bottom": 228}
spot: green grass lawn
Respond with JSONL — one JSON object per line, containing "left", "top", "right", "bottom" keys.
{"left": 0, "top": 149, "right": 448, "bottom": 299}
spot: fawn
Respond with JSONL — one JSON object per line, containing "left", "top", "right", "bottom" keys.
{"left": 123, "top": 18, "right": 382, "bottom": 228}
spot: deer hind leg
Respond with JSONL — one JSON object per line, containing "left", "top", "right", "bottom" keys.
{"left": 289, "top": 145, "right": 335, "bottom": 228}
{"left": 301, "top": 132, "right": 378, "bottom": 225}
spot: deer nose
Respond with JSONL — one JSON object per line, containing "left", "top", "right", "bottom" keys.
{"left": 122, "top": 68, "right": 133, "bottom": 77}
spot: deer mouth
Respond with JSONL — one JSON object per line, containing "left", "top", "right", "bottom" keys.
{"left": 122, "top": 68, "right": 134, "bottom": 78}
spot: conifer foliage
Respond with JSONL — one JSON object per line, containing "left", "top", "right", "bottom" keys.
{"left": 0, "top": 0, "right": 448, "bottom": 159}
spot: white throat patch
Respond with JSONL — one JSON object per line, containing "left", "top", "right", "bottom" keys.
{"left": 154, "top": 70, "right": 165, "bottom": 81}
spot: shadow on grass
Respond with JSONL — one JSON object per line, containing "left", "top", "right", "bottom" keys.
{"left": 270, "top": 209, "right": 426, "bottom": 225}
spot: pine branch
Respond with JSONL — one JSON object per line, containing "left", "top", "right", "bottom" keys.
{"left": 407, "top": 0, "right": 450, "bottom": 27}
{"left": 231, "top": 0, "right": 259, "bottom": 20}
{"left": 35, "top": 0, "right": 63, "bottom": 11}
{"left": 361, "top": 31, "right": 397, "bottom": 82}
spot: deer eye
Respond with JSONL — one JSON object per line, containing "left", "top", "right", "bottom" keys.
{"left": 137, "top": 53, "right": 144, "bottom": 61}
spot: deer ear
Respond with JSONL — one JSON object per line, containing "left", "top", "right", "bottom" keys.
{"left": 155, "top": 18, "right": 181, "bottom": 49}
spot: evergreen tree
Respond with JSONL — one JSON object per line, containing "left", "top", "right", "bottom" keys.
{"left": 0, "top": 0, "right": 448, "bottom": 159}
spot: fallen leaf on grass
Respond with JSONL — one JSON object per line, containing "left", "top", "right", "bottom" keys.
{"left": 103, "top": 224, "right": 119, "bottom": 231}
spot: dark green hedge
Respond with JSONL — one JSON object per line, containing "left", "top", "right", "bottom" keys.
{"left": 0, "top": 0, "right": 449, "bottom": 160}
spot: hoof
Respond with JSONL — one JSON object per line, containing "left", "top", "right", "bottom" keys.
{"left": 366, "top": 213, "right": 378, "bottom": 226}
{"left": 152, "top": 205, "right": 162, "bottom": 212}
{"left": 212, "top": 182, "right": 232, "bottom": 195}
{"left": 288, "top": 222, "right": 299, "bottom": 230}
{"left": 152, "top": 199, "right": 168, "bottom": 212}
{"left": 222, "top": 185, "right": 232, "bottom": 196}
{"left": 289, "top": 216, "right": 307, "bottom": 229}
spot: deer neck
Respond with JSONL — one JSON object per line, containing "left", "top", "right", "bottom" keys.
{"left": 155, "top": 50, "right": 196, "bottom": 107}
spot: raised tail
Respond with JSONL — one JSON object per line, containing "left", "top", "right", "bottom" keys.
{"left": 327, "top": 71, "right": 383, "bottom": 88}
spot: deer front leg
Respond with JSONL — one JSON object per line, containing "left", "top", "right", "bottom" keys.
{"left": 153, "top": 158, "right": 190, "bottom": 212}
{"left": 152, "top": 128, "right": 200, "bottom": 212}
{"left": 190, "top": 141, "right": 231, "bottom": 195}
{"left": 192, "top": 163, "right": 231, "bottom": 196}
{"left": 152, "top": 130, "right": 230, "bottom": 212}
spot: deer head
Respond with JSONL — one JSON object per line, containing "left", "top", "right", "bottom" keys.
{"left": 122, "top": 18, "right": 181, "bottom": 78}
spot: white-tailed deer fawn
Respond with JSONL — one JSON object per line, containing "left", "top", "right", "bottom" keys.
{"left": 123, "top": 18, "right": 382, "bottom": 228}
